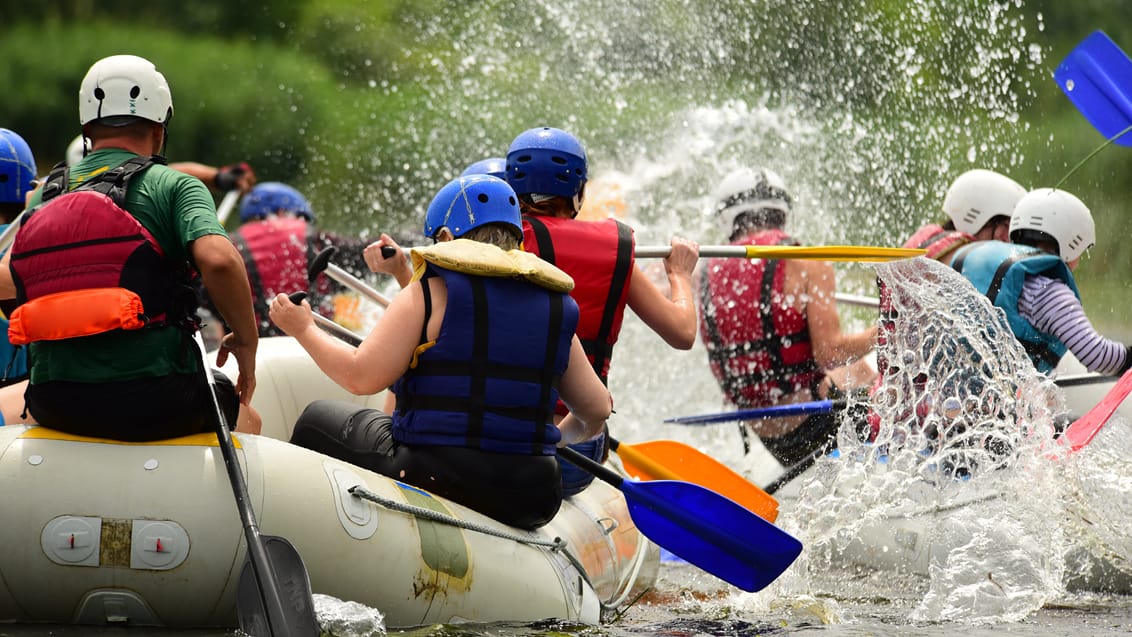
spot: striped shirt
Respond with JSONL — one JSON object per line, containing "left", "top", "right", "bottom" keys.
{"left": 1018, "top": 274, "right": 1129, "bottom": 374}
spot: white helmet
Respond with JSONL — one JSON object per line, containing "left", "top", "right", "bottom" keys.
{"left": 66, "top": 134, "right": 89, "bottom": 167}
{"left": 1009, "top": 188, "right": 1095, "bottom": 263}
{"left": 941, "top": 169, "right": 1026, "bottom": 236}
{"left": 79, "top": 55, "right": 173, "bottom": 127}
{"left": 713, "top": 167, "right": 792, "bottom": 236}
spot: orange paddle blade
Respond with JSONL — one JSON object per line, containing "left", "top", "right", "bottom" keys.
{"left": 611, "top": 438, "right": 778, "bottom": 522}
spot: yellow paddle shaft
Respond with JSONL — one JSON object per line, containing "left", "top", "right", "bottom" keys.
{"left": 636, "top": 245, "right": 927, "bottom": 262}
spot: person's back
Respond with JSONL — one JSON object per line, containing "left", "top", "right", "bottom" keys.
{"left": 0, "top": 128, "right": 37, "bottom": 389}
{"left": 699, "top": 167, "right": 876, "bottom": 467}
{"left": 506, "top": 126, "right": 699, "bottom": 495}
{"left": 272, "top": 175, "right": 611, "bottom": 529}
{"left": 232, "top": 182, "right": 368, "bottom": 336}
{"left": 0, "top": 54, "right": 259, "bottom": 440}
{"left": 952, "top": 188, "right": 1130, "bottom": 376}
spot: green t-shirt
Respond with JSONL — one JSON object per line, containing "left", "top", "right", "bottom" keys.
{"left": 25, "top": 149, "right": 228, "bottom": 383}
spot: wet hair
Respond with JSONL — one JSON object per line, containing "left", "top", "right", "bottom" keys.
{"left": 461, "top": 223, "right": 522, "bottom": 250}
{"left": 731, "top": 208, "right": 787, "bottom": 241}
{"left": 1011, "top": 229, "right": 1060, "bottom": 256}
{"left": 518, "top": 193, "right": 575, "bottom": 219}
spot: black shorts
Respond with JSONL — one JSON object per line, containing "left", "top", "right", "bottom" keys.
{"left": 291, "top": 399, "right": 562, "bottom": 530}
{"left": 26, "top": 370, "right": 240, "bottom": 442}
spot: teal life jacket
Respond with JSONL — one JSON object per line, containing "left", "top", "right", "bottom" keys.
{"left": 950, "top": 240, "right": 1079, "bottom": 373}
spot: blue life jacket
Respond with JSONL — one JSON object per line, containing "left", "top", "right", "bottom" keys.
{"left": 950, "top": 240, "right": 1079, "bottom": 373}
{"left": 392, "top": 264, "right": 579, "bottom": 455}
{"left": 0, "top": 223, "right": 28, "bottom": 383}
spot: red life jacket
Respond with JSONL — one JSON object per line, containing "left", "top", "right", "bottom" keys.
{"left": 902, "top": 223, "right": 971, "bottom": 261}
{"left": 521, "top": 215, "right": 634, "bottom": 383}
{"left": 7, "top": 157, "right": 195, "bottom": 345}
{"left": 698, "top": 229, "right": 822, "bottom": 408}
{"left": 232, "top": 217, "right": 326, "bottom": 337}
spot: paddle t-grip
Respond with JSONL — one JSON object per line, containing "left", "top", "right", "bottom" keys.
{"left": 308, "top": 246, "right": 336, "bottom": 282}
{"left": 381, "top": 245, "right": 397, "bottom": 259}
{"left": 288, "top": 292, "right": 308, "bottom": 305}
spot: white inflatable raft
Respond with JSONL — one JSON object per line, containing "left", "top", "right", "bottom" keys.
{"left": 0, "top": 337, "right": 658, "bottom": 629}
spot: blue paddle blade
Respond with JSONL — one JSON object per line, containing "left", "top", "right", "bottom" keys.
{"left": 1055, "top": 30, "right": 1132, "bottom": 146}
{"left": 621, "top": 479, "right": 802, "bottom": 592}
{"left": 664, "top": 399, "right": 838, "bottom": 425}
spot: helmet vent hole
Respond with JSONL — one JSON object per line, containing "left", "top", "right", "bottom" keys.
{"left": 551, "top": 156, "right": 567, "bottom": 165}
{"left": 477, "top": 193, "right": 489, "bottom": 203}
{"left": 130, "top": 86, "right": 141, "bottom": 99}
{"left": 517, "top": 154, "right": 532, "bottom": 163}
{"left": 93, "top": 88, "right": 105, "bottom": 100}
{"left": 508, "top": 196, "right": 516, "bottom": 206}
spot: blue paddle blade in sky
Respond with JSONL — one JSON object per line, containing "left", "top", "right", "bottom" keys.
{"left": 1055, "top": 30, "right": 1132, "bottom": 146}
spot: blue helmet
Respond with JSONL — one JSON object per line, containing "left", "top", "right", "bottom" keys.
{"left": 424, "top": 175, "right": 521, "bottom": 241}
{"left": 1, "top": 128, "right": 37, "bottom": 204}
{"left": 239, "top": 182, "right": 313, "bottom": 222}
{"left": 506, "top": 127, "right": 587, "bottom": 199}
{"left": 461, "top": 157, "right": 507, "bottom": 180}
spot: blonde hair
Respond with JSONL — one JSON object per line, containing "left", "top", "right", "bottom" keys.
{"left": 461, "top": 223, "right": 522, "bottom": 250}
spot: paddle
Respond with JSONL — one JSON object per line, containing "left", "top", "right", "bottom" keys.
{"left": 216, "top": 189, "right": 241, "bottom": 225}
{"left": 834, "top": 292, "right": 881, "bottom": 308}
{"left": 667, "top": 372, "right": 1120, "bottom": 426}
{"left": 635, "top": 244, "right": 926, "bottom": 262}
{"left": 1061, "top": 367, "right": 1132, "bottom": 452}
{"left": 1055, "top": 30, "right": 1132, "bottom": 146}
{"left": 1054, "top": 372, "right": 1121, "bottom": 388}
{"left": 287, "top": 291, "right": 364, "bottom": 346}
{"left": 308, "top": 246, "right": 393, "bottom": 307}
{"left": 610, "top": 437, "right": 778, "bottom": 522}
{"left": 192, "top": 332, "right": 317, "bottom": 636}
{"left": 308, "top": 248, "right": 785, "bottom": 523}
{"left": 383, "top": 244, "right": 926, "bottom": 262}
{"left": 557, "top": 446, "right": 802, "bottom": 592}
{"left": 665, "top": 399, "right": 845, "bottom": 425}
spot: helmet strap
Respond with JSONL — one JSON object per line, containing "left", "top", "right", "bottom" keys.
{"left": 570, "top": 184, "right": 586, "bottom": 218}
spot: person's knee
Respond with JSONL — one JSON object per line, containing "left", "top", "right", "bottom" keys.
{"left": 210, "top": 370, "right": 240, "bottom": 428}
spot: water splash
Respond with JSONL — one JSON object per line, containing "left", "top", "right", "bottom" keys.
{"left": 314, "top": 593, "right": 387, "bottom": 637}
{"left": 768, "top": 259, "right": 1132, "bottom": 623}
{"left": 303, "top": 1, "right": 1044, "bottom": 250}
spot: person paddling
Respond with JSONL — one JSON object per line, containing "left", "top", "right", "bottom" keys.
{"left": 270, "top": 175, "right": 611, "bottom": 530}
{"left": 699, "top": 167, "right": 877, "bottom": 469}
{"left": 0, "top": 54, "right": 261, "bottom": 438}
{"left": 951, "top": 188, "right": 1131, "bottom": 376}
{"left": 225, "top": 182, "right": 369, "bottom": 336}
{"left": 505, "top": 127, "right": 700, "bottom": 496}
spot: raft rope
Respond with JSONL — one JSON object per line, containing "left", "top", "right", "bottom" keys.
{"left": 347, "top": 485, "right": 595, "bottom": 592}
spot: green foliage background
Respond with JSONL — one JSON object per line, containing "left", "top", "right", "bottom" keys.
{"left": 2, "top": 0, "right": 1129, "bottom": 332}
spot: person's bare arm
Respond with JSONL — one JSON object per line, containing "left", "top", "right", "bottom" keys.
{"left": 556, "top": 336, "right": 613, "bottom": 445}
{"left": 193, "top": 234, "right": 259, "bottom": 403}
{"left": 625, "top": 236, "right": 700, "bottom": 349}
{"left": 169, "top": 162, "right": 257, "bottom": 194}
{"left": 801, "top": 260, "right": 877, "bottom": 368}
{"left": 269, "top": 279, "right": 427, "bottom": 395}
{"left": 0, "top": 251, "right": 14, "bottom": 300}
